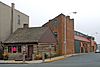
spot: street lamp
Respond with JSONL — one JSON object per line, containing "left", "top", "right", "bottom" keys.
{"left": 72, "top": 12, "right": 77, "bottom": 14}
{"left": 64, "top": 12, "right": 77, "bottom": 56}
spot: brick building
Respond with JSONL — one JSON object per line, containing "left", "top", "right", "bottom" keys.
{"left": 42, "top": 14, "right": 74, "bottom": 55}
{"left": 74, "top": 31, "right": 96, "bottom": 53}
{"left": 42, "top": 13, "right": 97, "bottom": 55}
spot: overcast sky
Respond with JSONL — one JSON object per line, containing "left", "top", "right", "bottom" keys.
{"left": 1, "top": 0, "right": 100, "bottom": 44}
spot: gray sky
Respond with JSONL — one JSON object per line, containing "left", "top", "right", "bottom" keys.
{"left": 1, "top": 0, "right": 100, "bottom": 44}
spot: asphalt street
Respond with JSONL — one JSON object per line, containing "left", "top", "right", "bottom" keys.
{"left": 0, "top": 53, "right": 100, "bottom": 67}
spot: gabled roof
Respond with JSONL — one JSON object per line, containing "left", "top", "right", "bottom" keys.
{"left": 4, "top": 27, "right": 49, "bottom": 43}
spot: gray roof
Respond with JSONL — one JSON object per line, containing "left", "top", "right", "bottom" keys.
{"left": 4, "top": 27, "right": 49, "bottom": 43}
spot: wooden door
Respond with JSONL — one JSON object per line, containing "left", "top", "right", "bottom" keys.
{"left": 28, "top": 45, "right": 33, "bottom": 60}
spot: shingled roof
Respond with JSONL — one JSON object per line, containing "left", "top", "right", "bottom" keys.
{"left": 4, "top": 27, "right": 50, "bottom": 43}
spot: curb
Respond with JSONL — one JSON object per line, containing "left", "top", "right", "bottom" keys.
{"left": 44, "top": 55, "right": 72, "bottom": 63}
{"left": 0, "top": 60, "right": 43, "bottom": 64}
{"left": 44, "top": 53, "right": 86, "bottom": 63}
{"left": 0, "top": 62, "right": 28, "bottom": 64}
{"left": 0, "top": 61, "right": 28, "bottom": 64}
{"left": 44, "top": 57, "right": 64, "bottom": 63}
{"left": 0, "top": 62, "right": 42, "bottom": 64}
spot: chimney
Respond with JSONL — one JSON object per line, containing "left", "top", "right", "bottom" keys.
{"left": 66, "top": 16, "right": 70, "bottom": 19}
{"left": 70, "top": 19, "right": 74, "bottom": 23}
{"left": 11, "top": 3, "right": 15, "bottom": 34}
{"left": 23, "top": 24, "right": 29, "bottom": 28}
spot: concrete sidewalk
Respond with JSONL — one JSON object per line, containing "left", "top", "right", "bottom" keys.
{"left": 0, "top": 60, "right": 43, "bottom": 64}
{"left": 0, "top": 53, "right": 86, "bottom": 64}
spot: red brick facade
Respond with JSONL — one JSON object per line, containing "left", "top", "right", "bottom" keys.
{"left": 74, "top": 31, "right": 97, "bottom": 53}
{"left": 42, "top": 14, "right": 74, "bottom": 55}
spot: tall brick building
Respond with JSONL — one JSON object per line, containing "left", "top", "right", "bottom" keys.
{"left": 42, "top": 14, "right": 74, "bottom": 55}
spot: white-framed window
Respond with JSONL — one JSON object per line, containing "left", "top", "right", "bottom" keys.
{"left": 17, "top": 15, "right": 20, "bottom": 25}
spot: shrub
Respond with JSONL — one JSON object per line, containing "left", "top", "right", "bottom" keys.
{"left": 3, "top": 52, "right": 9, "bottom": 60}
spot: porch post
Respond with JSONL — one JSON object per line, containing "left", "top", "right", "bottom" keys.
{"left": 49, "top": 44, "right": 52, "bottom": 60}
{"left": 23, "top": 52, "right": 26, "bottom": 62}
{"left": 32, "top": 45, "right": 35, "bottom": 60}
{"left": 22, "top": 45, "right": 26, "bottom": 62}
{"left": 42, "top": 52, "right": 45, "bottom": 62}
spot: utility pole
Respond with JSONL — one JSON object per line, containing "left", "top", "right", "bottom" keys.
{"left": 64, "top": 15, "right": 67, "bottom": 56}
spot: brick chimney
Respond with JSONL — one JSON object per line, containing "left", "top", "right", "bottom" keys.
{"left": 11, "top": 3, "right": 15, "bottom": 34}
{"left": 23, "top": 24, "right": 29, "bottom": 28}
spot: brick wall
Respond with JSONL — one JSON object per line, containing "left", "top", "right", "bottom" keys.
{"left": 66, "top": 17, "right": 74, "bottom": 54}
{"left": 42, "top": 14, "right": 74, "bottom": 55}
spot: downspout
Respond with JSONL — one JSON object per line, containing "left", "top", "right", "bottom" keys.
{"left": 64, "top": 15, "right": 67, "bottom": 55}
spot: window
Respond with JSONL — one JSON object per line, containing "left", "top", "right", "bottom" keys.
{"left": 12, "top": 46, "right": 17, "bottom": 53}
{"left": 8, "top": 46, "right": 22, "bottom": 53}
{"left": 18, "top": 46, "right": 21, "bottom": 53}
{"left": 17, "top": 15, "right": 20, "bottom": 25}
{"left": 74, "top": 31, "right": 77, "bottom": 35}
{"left": 54, "top": 32, "right": 58, "bottom": 38}
{"left": 8, "top": 46, "right": 12, "bottom": 53}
